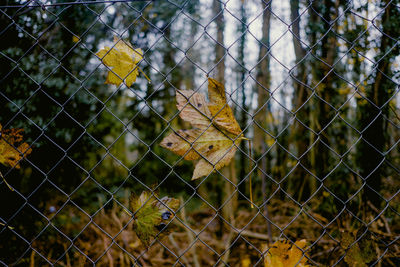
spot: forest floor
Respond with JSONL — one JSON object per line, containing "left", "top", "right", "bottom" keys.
{"left": 31, "top": 189, "right": 399, "bottom": 267}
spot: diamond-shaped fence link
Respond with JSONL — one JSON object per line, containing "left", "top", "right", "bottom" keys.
{"left": 0, "top": 0, "right": 399, "bottom": 266}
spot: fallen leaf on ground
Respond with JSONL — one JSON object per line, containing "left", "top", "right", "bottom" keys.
{"left": 160, "top": 78, "right": 246, "bottom": 180}
{"left": 340, "top": 230, "right": 375, "bottom": 267}
{"left": 263, "top": 239, "right": 310, "bottom": 267}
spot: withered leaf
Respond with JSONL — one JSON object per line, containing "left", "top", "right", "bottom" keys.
{"left": 340, "top": 230, "right": 375, "bottom": 267}
{"left": 161, "top": 78, "right": 246, "bottom": 180}
{"left": 130, "top": 191, "right": 179, "bottom": 246}
{"left": 207, "top": 78, "right": 242, "bottom": 136}
{"left": 263, "top": 239, "right": 310, "bottom": 267}
{"left": 0, "top": 124, "right": 32, "bottom": 169}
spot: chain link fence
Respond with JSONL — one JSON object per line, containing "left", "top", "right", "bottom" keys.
{"left": 0, "top": 0, "right": 399, "bottom": 266}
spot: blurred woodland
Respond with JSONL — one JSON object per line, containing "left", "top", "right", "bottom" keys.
{"left": 0, "top": 0, "right": 399, "bottom": 266}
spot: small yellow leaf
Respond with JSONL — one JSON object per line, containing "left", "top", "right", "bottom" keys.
{"left": 241, "top": 256, "right": 251, "bottom": 267}
{"left": 322, "top": 191, "right": 330, "bottom": 198}
{"left": 96, "top": 36, "right": 144, "bottom": 87}
{"left": 338, "top": 87, "right": 351, "bottom": 95}
{"left": 265, "top": 136, "right": 275, "bottom": 147}
{"left": 72, "top": 36, "right": 80, "bottom": 43}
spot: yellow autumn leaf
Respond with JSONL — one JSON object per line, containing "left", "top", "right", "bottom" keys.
{"left": 207, "top": 78, "right": 242, "bottom": 136}
{"left": 241, "top": 256, "right": 251, "bottom": 267}
{"left": 338, "top": 87, "right": 351, "bottom": 95}
{"left": 72, "top": 35, "right": 80, "bottom": 43}
{"left": 263, "top": 239, "right": 310, "bottom": 267}
{"left": 0, "top": 123, "right": 32, "bottom": 169}
{"left": 265, "top": 135, "right": 275, "bottom": 147}
{"left": 96, "top": 36, "right": 144, "bottom": 87}
{"left": 160, "top": 78, "right": 246, "bottom": 180}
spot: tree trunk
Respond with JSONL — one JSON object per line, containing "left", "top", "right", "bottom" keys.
{"left": 358, "top": 0, "right": 400, "bottom": 207}
{"left": 182, "top": 0, "right": 199, "bottom": 90}
{"left": 254, "top": 0, "right": 273, "bottom": 242}
{"left": 211, "top": 0, "right": 231, "bottom": 239}
{"left": 162, "top": 27, "right": 182, "bottom": 130}
{"left": 237, "top": 0, "right": 248, "bottom": 209}
{"left": 213, "top": 0, "right": 225, "bottom": 84}
{"left": 289, "top": 0, "right": 310, "bottom": 199}
{"left": 308, "top": 0, "right": 339, "bottom": 195}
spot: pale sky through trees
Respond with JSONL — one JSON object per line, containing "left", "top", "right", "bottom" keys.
{"left": 98, "top": 0, "right": 399, "bottom": 146}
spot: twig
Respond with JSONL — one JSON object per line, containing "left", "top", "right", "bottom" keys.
{"left": 29, "top": 250, "right": 35, "bottom": 267}
{"left": 257, "top": 140, "right": 273, "bottom": 242}
{"left": 0, "top": 221, "right": 14, "bottom": 230}
{"left": 218, "top": 228, "right": 234, "bottom": 267}
{"left": 218, "top": 162, "right": 239, "bottom": 267}
{"left": 311, "top": 247, "right": 336, "bottom": 258}
{"left": 0, "top": 170, "right": 14, "bottom": 191}
{"left": 376, "top": 242, "right": 382, "bottom": 267}
{"left": 138, "top": 67, "right": 151, "bottom": 84}
{"left": 90, "top": 225, "right": 114, "bottom": 267}
{"left": 240, "top": 230, "right": 270, "bottom": 241}
{"left": 367, "top": 201, "right": 391, "bottom": 234}
{"left": 179, "top": 196, "right": 201, "bottom": 267}
{"left": 297, "top": 178, "right": 306, "bottom": 203}
{"left": 168, "top": 233, "right": 190, "bottom": 266}
{"left": 63, "top": 243, "right": 71, "bottom": 267}
{"left": 367, "top": 201, "right": 399, "bottom": 253}
{"left": 389, "top": 103, "right": 400, "bottom": 122}
{"left": 248, "top": 140, "right": 254, "bottom": 209}
{"left": 111, "top": 210, "right": 128, "bottom": 266}
{"left": 119, "top": 253, "right": 124, "bottom": 267}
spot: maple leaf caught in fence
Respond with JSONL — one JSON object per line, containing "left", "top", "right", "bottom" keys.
{"left": 160, "top": 78, "right": 247, "bottom": 180}
{"left": 130, "top": 191, "right": 180, "bottom": 246}
{"left": 0, "top": 124, "right": 32, "bottom": 169}
{"left": 0, "top": 123, "right": 32, "bottom": 191}
{"left": 96, "top": 36, "right": 148, "bottom": 87}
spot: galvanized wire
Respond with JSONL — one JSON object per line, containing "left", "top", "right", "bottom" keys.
{"left": 0, "top": 0, "right": 399, "bottom": 266}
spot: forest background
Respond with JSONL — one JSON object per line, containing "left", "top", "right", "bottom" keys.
{"left": 0, "top": 0, "right": 399, "bottom": 266}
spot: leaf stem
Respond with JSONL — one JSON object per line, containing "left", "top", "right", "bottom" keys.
{"left": 123, "top": 207, "right": 131, "bottom": 216}
{"left": 138, "top": 67, "right": 151, "bottom": 84}
{"left": 0, "top": 171, "right": 14, "bottom": 191}
{"left": 0, "top": 221, "right": 14, "bottom": 230}
{"left": 248, "top": 139, "right": 254, "bottom": 209}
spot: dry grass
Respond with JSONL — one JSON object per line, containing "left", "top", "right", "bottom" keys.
{"left": 29, "top": 192, "right": 399, "bottom": 267}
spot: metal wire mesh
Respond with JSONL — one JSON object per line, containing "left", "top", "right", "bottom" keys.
{"left": 0, "top": 0, "right": 399, "bottom": 266}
